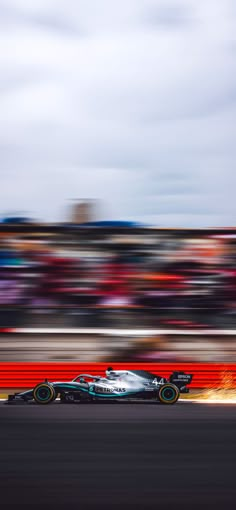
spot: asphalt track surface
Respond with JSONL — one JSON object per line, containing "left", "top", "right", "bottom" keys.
{"left": 0, "top": 401, "right": 236, "bottom": 510}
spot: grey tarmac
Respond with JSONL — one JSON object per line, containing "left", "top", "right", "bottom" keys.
{"left": 0, "top": 402, "right": 235, "bottom": 510}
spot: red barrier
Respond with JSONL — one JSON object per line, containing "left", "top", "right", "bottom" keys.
{"left": 1, "top": 362, "right": 236, "bottom": 389}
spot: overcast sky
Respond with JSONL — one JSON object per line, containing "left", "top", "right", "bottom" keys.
{"left": 0, "top": 0, "right": 235, "bottom": 225}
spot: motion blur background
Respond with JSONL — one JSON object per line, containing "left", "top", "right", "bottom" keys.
{"left": 1, "top": 215, "right": 236, "bottom": 363}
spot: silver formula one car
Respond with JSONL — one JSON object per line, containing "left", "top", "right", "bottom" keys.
{"left": 7, "top": 367, "right": 193, "bottom": 405}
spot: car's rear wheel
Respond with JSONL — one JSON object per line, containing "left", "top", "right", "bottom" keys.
{"left": 33, "top": 383, "right": 56, "bottom": 405}
{"left": 158, "top": 383, "right": 179, "bottom": 404}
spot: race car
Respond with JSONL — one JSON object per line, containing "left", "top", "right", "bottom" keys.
{"left": 7, "top": 367, "right": 193, "bottom": 405}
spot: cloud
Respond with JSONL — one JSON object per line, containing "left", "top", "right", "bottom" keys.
{"left": 0, "top": 0, "right": 235, "bottom": 225}
{"left": 145, "top": 1, "right": 195, "bottom": 29}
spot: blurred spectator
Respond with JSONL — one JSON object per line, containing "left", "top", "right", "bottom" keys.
{"left": 0, "top": 227, "right": 236, "bottom": 328}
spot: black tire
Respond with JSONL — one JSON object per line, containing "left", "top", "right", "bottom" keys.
{"left": 33, "top": 383, "right": 56, "bottom": 405}
{"left": 158, "top": 383, "right": 179, "bottom": 405}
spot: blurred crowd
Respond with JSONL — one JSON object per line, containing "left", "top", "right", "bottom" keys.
{"left": 1, "top": 226, "right": 236, "bottom": 329}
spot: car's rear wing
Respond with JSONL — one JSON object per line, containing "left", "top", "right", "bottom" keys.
{"left": 169, "top": 371, "right": 193, "bottom": 393}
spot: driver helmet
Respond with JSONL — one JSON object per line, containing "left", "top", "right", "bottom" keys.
{"left": 106, "top": 366, "right": 116, "bottom": 379}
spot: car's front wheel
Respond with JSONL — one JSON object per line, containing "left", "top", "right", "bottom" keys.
{"left": 33, "top": 383, "right": 56, "bottom": 405}
{"left": 158, "top": 383, "right": 179, "bottom": 404}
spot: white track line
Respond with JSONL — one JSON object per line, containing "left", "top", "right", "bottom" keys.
{"left": 4, "top": 328, "right": 236, "bottom": 335}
